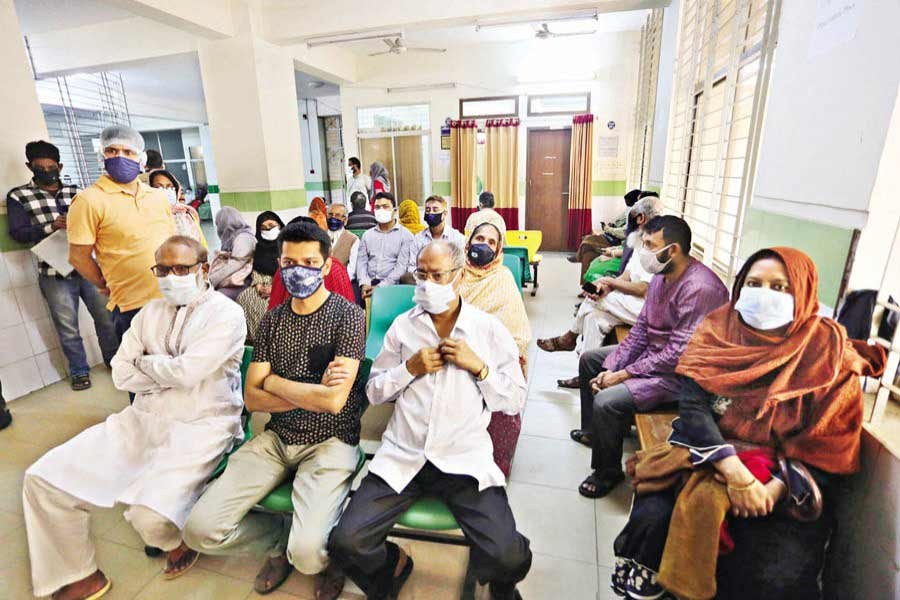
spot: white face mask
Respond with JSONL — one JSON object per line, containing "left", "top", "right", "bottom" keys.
{"left": 260, "top": 227, "right": 280, "bottom": 241}
{"left": 639, "top": 243, "right": 675, "bottom": 275}
{"left": 158, "top": 271, "right": 205, "bottom": 306}
{"left": 734, "top": 286, "right": 795, "bottom": 331}
{"left": 413, "top": 276, "right": 458, "bottom": 315}
{"left": 374, "top": 208, "right": 394, "bottom": 224}
{"left": 163, "top": 188, "right": 178, "bottom": 205}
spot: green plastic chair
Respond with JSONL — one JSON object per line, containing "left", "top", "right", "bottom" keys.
{"left": 348, "top": 229, "right": 366, "bottom": 239}
{"left": 365, "top": 285, "right": 416, "bottom": 360}
{"left": 504, "top": 246, "right": 532, "bottom": 284}
{"left": 210, "top": 346, "right": 255, "bottom": 479}
{"left": 501, "top": 255, "right": 523, "bottom": 293}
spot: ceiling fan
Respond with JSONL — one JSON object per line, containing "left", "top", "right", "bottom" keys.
{"left": 534, "top": 23, "right": 595, "bottom": 40}
{"left": 369, "top": 37, "right": 446, "bottom": 57}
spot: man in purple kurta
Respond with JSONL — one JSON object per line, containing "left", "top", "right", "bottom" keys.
{"left": 573, "top": 216, "right": 729, "bottom": 498}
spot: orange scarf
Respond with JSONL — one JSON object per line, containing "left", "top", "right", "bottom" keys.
{"left": 675, "top": 247, "right": 885, "bottom": 474}
{"left": 308, "top": 196, "right": 328, "bottom": 231}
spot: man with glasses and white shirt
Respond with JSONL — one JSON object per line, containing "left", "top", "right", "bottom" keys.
{"left": 22, "top": 235, "right": 246, "bottom": 600}
{"left": 330, "top": 239, "right": 532, "bottom": 600}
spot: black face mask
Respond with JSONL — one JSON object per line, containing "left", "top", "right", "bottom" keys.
{"left": 31, "top": 167, "right": 60, "bottom": 186}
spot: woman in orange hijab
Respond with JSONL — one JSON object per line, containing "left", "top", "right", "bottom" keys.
{"left": 611, "top": 248, "right": 884, "bottom": 600}
{"left": 308, "top": 196, "right": 328, "bottom": 231}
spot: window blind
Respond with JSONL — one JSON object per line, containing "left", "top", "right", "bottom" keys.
{"left": 661, "top": 0, "right": 780, "bottom": 283}
{"left": 628, "top": 8, "right": 664, "bottom": 190}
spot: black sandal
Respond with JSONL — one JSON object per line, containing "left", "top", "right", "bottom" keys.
{"left": 579, "top": 471, "right": 624, "bottom": 499}
{"left": 254, "top": 555, "right": 293, "bottom": 595}
{"left": 570, "top": 429, "right": 593, "bottom": 447}
{"left": 557, "top": 376, "right": 580, "bottom": 389}
{"left": 71, "top": 374, "right": 92, "bottom": 391}
{"left": 390, "top": 552, "right": 414, "bottom": 599}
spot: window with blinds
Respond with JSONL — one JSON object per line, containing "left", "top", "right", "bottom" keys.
{"left": 32, "top": 72, "right": 131, "bottom": 188}
{"left": 357, "top": 104, "right": 431, "bottom": 202}
{"left": 661, "top": 0, "right": 780, "bottom": 283}
{"left": 628, "top": 9, "right": 664, "bottom": 191}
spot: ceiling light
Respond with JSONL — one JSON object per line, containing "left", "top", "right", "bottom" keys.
{"left": 475, "top": 10, "right": 598, "bottom": 31}
{"left": 306, "top": 30, "right": 403, "bottom": 48}
{"left": 386, "top": 83, "right": 457, "bottom": 94}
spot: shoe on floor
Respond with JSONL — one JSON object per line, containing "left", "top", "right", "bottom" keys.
{"left": 0, "top": 409, "right": 11, "bottom": 431}
{"left": 71, "top": 374, "right": 92, "bottom": 391}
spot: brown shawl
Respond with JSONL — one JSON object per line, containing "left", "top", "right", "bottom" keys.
{"left": 675, "top": 247, "right": 885, "bottom": 474}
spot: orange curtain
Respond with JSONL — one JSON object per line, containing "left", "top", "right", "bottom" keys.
{"left": 485, "top": 118, "right": 520, "bottom": 230}
{"left": 567, "top": 114, "right": 594, "bottom": 249}
{"left": 450, "top": 119, "right": 477, "bottom": 228}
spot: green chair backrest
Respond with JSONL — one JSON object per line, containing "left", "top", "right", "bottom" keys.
{"left": 501, "top": 255, "right": 523, "bottom": 292}
{"left": 365, "top": 285, "right": 416, "bottom": 359}
{"left": 240, "top": 346, "right": 253, "bottom": 394}
{"left": 349, "top": 229, "right": 366, "bottom": 239}
{"left": 504, "top": 246, "right": 531, "bottom": 283}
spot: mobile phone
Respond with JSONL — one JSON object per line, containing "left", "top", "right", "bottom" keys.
{"left": 582, "top": 281, "right": 599, "bottom": 295}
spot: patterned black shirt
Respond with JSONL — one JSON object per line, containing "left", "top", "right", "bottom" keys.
{"left": 254, "top": 292, "right": 366, "bottom": 445}
{"left": 6, "top": 180, "right": 81, "bottom": 277}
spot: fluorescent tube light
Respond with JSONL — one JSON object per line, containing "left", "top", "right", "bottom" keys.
{"left": 475, "top": 10, "right": 598, "bottom": 31}
{"left": 387, "top": 83, "right": 457, "bottom": 94}
{"left": 307, "top": 30, "right": 403, "bottom": 48}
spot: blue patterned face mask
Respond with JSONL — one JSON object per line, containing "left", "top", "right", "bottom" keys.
{"left": 281, "top": 264, "right": 324, "bottom": 299}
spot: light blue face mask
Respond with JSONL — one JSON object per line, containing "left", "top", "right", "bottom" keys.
{"left": 734, "top": 286, "right": 795, "bottom": 331}
{"left": 282, "top": 264, "right": 324, "bottom": 299}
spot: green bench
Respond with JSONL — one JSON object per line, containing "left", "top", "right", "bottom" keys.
{"left": 501, "top": 254, "right": 524, "bottom": 293}
{"left": 365, "top": 285, "right": 416, "bottom": 360}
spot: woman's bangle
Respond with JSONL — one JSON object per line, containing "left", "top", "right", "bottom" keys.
{"left": 727, "top": 478, "right": 758, "bottom": 492}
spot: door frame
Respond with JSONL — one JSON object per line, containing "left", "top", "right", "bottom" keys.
{"left": 525, "top": 126, "right": 573, "bottom": 249}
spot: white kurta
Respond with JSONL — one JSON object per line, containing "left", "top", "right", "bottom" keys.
{"left": 26, "top": 288, "right": 247, "bottom": 529}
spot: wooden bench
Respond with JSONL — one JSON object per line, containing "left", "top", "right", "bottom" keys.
{"left": 614, "top": 325, "right": 631, "bottom": 344}
{"left": 634, "top": 411, "right": 678, "bottom": 450}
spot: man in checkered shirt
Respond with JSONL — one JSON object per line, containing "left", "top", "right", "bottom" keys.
{"left": 6, "top": 141, "right": 119, "bottom": 392}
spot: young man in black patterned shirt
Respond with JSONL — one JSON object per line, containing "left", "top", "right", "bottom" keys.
{"left": 185, "top": 222, "right": 365, "bottom": 599}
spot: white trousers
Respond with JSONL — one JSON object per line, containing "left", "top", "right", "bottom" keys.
{"left": 22, "top": 473, "right": 182, "bottom": 596}
{"left": 572, "top": 292, "right": 645, "bottom": 354}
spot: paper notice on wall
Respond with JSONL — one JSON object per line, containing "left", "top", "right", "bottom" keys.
{"left": 30, "top": 230, "right": 74, "bottom": 277}
{"left": 808, "top": 0, "right": 860, "bottom": 59}
{"left": 597, "top": 136, "right": 619, "bottom": 159}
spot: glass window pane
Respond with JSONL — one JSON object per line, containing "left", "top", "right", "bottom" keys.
{"left": 142, "top": 132, "right": 160, "bottom": 152}
{"left": 460, "top": 97, "right": 517, "bottom": 118}
{"left": 527, "top": 93, "right": 590, "bottom": 115}
{"left": 166, "top": 161, "right": 191, "bottom": 189}
{"left": 158, "top": 130, "right": 185, "bottom": 160}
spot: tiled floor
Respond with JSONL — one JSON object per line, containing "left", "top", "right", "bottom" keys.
{"left": 0, "top": 253, "right": 634, "bottom": 599}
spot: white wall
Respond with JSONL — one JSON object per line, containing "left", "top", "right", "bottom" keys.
{"left": 752, "top": 0, "right": 900, "bottom": 229}
{"left": 647, "top": 1, "right": 679, "bottom": 190}
{"left": 340, "top": 31, "right": 641, "bottom": 229}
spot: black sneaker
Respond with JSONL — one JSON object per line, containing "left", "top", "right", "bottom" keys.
{"left": 0, "top": 409, "right": 11, "bottom": 431}
{"left": 71, "top": 374, "right": 92, "bottom": 391}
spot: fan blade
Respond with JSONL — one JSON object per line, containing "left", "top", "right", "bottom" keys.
{"left": 368, "top": 50, "right": 393, "bottom": 56}
{"left": 382, "top": 38, "right": 395, "bottom": 47}
{"left": 407, "top": 47, "right": 446, "bottom": 53}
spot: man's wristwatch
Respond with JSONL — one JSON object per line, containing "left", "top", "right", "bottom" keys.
{"left": 475, "top": 363, "right": 489, "bottom": 381}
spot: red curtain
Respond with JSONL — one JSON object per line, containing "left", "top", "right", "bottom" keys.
{"left": 567, "top": 114, "right": 594, "bottom": 249}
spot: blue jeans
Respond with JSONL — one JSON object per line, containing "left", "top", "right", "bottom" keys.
{"left": 38, "top": 273, "right": 120, "bottom": 378}
{"left": 111, "top": 306, "right": 140, "bottom": 343}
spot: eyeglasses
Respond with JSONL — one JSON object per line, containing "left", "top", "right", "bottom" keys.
{"left": 413, "top": 268, "right": 459, "bottom": 284}
{"left": 151, "top": 262, "right": 200, "bottom": 277}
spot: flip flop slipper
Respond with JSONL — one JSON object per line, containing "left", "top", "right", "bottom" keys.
{"left": 579, "top": 471, "right": 625, "bottom": 499}
{"left": 163, "top": 549, "right": 199, "bottom": 580}
{"left": 570, "top": 429, "right": 593, "bottom": 447}
{"left": 557, "top": 376, "right": 580, "bottom": 389}
{"left": 83, "top": 579, "right": 112, "bottom": 600}
{"left": 254, "top": 557, "right": 293, "bottom": 595}
{"left": 390, "top": 555, "right": 414, "bottom": 599}
{"left": 71, "top": 375, "right": 92, "bottom": 391}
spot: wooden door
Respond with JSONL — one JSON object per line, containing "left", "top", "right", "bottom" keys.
{"left": 526, "top": 129, "right": 571, "bottom": 251}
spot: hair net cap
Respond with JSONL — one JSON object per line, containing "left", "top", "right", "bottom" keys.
{"left": 100, "top": 125, "right": 145, "bottom": 154}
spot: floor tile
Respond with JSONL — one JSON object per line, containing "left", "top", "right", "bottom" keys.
{"left": 133, "top": 567, "right": 252, "bottom": 600}
{"left": 507, "top": 481, "right": 597, "bottom": 564}
{"left": 517, "top": 552, "right": 599, "bottom": 600}
{"left": 403, "top": 539, "right": 468, "bottom": 600}
{"left": 509, "top": 435, "right": 592, "bottom": 490}
{"left": 521, "top": 400, "right": 582, "bottom": 440}
{"left": 94, "top": 540, "right": 164, "bottom": 600}
{"left": 595, "top": 514, "right": 629, "bottom": 569}
{"left": 597, "top": 566, "right": 620, "bottom": 600}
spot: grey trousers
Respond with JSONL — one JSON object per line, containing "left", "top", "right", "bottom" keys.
{"left": 183, "top": 430, "right": 358, "bottom": 575}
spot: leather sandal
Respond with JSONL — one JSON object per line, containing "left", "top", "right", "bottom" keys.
{"left": 163, "top": 544, "right": 199, "bottom": 579}
{"left": 537, "top": 334, "right": 577, "bottom": 352}
{"left": 254, "top": 555, "right": 293, "bottom": 595}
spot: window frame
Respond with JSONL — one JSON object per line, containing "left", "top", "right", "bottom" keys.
{"left": 526, "top": 92, "right": 592, "bottom": 117}
{"left": 458, "top": 95, "right": 519, "bottom": 119}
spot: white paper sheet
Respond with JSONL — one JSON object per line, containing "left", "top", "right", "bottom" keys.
{"left": 30, "top": 229, "right": 74, "bottom": 276}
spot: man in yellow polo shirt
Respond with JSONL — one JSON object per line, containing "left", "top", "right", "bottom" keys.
{"left": 68, "top": 125, "right": 175, "bottom": 340}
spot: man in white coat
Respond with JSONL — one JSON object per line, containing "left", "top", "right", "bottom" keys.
{"left": 22, "top": 235, "right": 246, "bottom": 600}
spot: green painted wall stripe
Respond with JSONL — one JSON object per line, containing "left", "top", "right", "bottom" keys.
{"left": 738, "top": 207, "right": 853, "bottom": 308}
{"left": 219, "top": 189, "right": 307, "bottom": 212}
{"left": 329, "top": 180, "right": 343, "bottom": 190}
{"left": 591, "top": 180, "right": 627, "bottom": 196}
{"left": 0, "top": 214, "right": 31, "bottom": 252}
{"left": 305, "top": 181, "right": 326, "bottom": 192}
{"left": 432, "top": 181, "right": 451, "bottom": 196}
